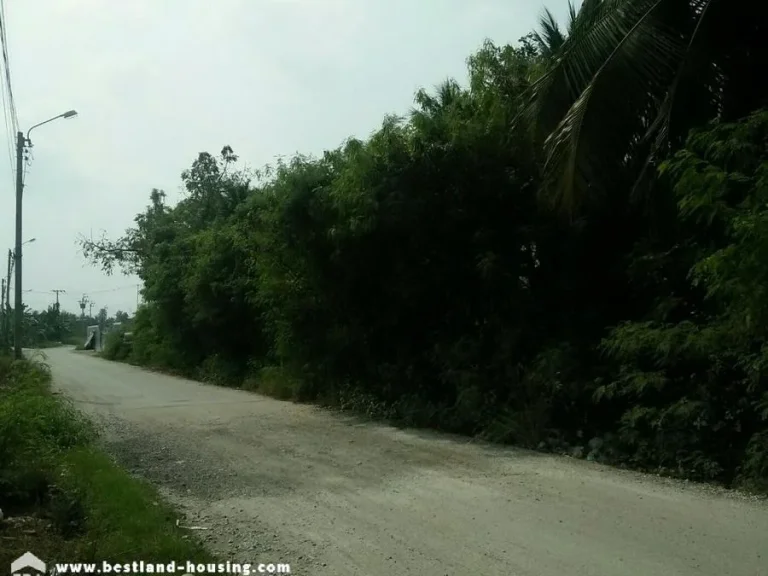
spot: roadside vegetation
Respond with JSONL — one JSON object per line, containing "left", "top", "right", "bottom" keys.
{"left": 0, "top": 352, "right": 211, "bottom": 567}
{"left": 0, "top": 302, "right": 132, "bottom": 351}
{"left": 84, "top": 0, "right": 768, "bottom": 490}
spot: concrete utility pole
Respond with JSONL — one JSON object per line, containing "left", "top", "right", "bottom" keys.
{"left": 89, "top": 300, "right": 95, "bottom": 318}
{"left": 5, "top": 249, "right": 11, "bottom": 309}
{"left": 78, "top": 294, "right": 88, "bottom": 319}
{"left": 77, "top": 294, "right": 89, "bottom": 341}
{"left": 14, "top": 110, "right": 78, "bottom": 359}
{"left": 51, "top": 289, "right": 66, "bottom": 341}
{"left": 13, "top": 131, "right": 24, "bottom": 358}
{"left": 3, "top": 250, "right": 10, "bottom": 349}
{"left": 51, "top": 289, "right": 66, "bottom": 310}
{"left": 0, "top": 278, "right": 4, "bottom": 347}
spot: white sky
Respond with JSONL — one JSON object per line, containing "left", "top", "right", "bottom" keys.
{"left": 1, "top": 0, "right": 571, "bottom": 316}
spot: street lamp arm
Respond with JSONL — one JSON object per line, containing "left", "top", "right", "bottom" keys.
{"left": 26, "top": 110, "right": 78, "bottom": 142}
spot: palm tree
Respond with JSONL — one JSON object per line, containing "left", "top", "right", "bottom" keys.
{"left": 525, "top": 0, "right": 768, "bottom": 210}
{"left": 532, "top": 2, "right": 578, "bottom": 59}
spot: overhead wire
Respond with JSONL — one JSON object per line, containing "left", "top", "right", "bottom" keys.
{"left": 0, "top": 0, "right": 18, "bottom": 132}
{"left": 0, "top": 0, "right": 31, "bottom": 190}
{"left": 0, "top": 11, "right": 139, "bottom": 313}
{"left": 84, "top": 285, "right": 141, "bottom": 296}
{"left": 0, "top": 8, "right": 131, "bottom": 320}
{"left": 24, "top": 285, "right": 142, "bottom": 316}
{"left": 0, "top": 0, "right": 14, "bottom": 188}
{"left": 0, "top": 63, "right": 11, "bottom": 179}
{"left": 26, "top": 285, "right": 140, "bottom": 297}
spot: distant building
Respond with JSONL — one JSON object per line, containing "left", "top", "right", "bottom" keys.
{"left": 85, "top": 325, "right": 101, "bottom": 351}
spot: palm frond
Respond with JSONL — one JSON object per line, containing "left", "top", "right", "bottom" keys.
{"left": 566, "top": 0, "right": 579, "bottom": 35}
{"left": 533, "top": 8, "right": 566, "bottom": 57}
{"left": 648, "top": 0, "right": 718, "bottom": 152}
{"left": 521, "top": 0, "right": 628, "bottom": 144}
{"left": 526, "top": 0, "right": 685, "bottom": 209}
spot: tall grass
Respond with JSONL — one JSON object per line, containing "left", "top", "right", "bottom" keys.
{"left": 0, "top": 353, "right": 213, "bottom": 566}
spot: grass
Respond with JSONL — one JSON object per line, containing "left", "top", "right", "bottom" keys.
{"left": 242, "top": 366, "right": 298, "bottom": 401}
{"left": 0, "top": 353, "right": 212, "bottom": 568}
{"left": 53, "top": 448, "right": 212, "bottom": 562}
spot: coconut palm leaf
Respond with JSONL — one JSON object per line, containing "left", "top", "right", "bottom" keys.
{"left": 533, "top": 8, "right": 566, "bottom": 58}
{"left": 647, "top": 0, "right": 717, "bottom": 150}
{"left": 526, "top": 0, "right": 768, "bottom": 210}
{"left": 530, "top": 0, "right": 683, "bottom": 208}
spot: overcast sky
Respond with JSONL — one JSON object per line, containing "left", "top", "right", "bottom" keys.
{"left": 1, "top": 0, "right": 571, "bottom": 316}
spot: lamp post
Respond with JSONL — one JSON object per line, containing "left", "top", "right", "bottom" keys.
{"left": 14, "top": 110, "right": 78, "bottom": 358}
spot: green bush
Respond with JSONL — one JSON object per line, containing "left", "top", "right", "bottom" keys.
{"left": 596, "top": 112, "right": 768, "bottom": 484}
{"left": 242, "top": 365, "right": 299, "bottom": 400}
{"left": 738, "top": 431, "right": 768, "bottom": 491}
{"left": 102, "top": 329, "right": 132, "bottom": 362}
{"left": 0, "top": 356, "right": 94, "bottom": 509}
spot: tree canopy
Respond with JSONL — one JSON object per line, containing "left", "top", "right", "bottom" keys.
{"left": 82, "top": 0, "right": 768, "bottom": 490}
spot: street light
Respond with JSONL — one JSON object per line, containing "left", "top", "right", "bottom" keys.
{"left": 12, "top": 238, "right": 35, "bottom": 258}
{"left": 11, "top": 238, "right": 35, "bottom": 251}
{"left": 26, "top": 110, "right": 78, "bottom": 142}
{"left": 14, "top": 110, "right": 78, "bottom": 358}
{"left": 6, "top": 238, "right": 36, "bottom": 277}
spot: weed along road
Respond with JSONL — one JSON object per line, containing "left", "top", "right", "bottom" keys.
{"left": 43, "top": 347, "right": 768, "bottom": 576}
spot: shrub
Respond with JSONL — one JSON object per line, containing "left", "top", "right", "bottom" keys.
{"left": 102, "top": 329, "right": 132, "bottom": 362}
{"left": 0, "top": 357, "right": 94, "bottom": 509}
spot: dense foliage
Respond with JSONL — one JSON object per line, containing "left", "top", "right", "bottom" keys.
{"left": 0, "top": 303, "right": 128, "bottom": 349}
{"left": 84, "top": 0, "right": 768, "bottom": 489}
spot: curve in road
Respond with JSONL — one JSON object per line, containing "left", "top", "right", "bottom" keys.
{"left": 43, "top": 347, "right": 768, "bottom": 576}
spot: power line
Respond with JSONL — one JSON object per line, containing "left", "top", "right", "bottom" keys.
{"left": 0, "top": 58, "right": 11, "bottom": 180}
{"left": 26, "top": 284, "right": 139, "bottom": 297}
{"left": 89, "top": 284, "right": 140, "bottom": 295}
{"left": 0, "top": 0, "right": 14, "bottom": 187}
{"left": 0, "top": 0, "right": 18, "bottom": 132}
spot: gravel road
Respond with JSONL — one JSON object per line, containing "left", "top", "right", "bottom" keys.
{"left": 42, "top": 347, "right": 767, "bottom": 576}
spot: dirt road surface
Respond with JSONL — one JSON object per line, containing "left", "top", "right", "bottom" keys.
{"left": 42, "top": 347, "right": 767, "bottom": 576}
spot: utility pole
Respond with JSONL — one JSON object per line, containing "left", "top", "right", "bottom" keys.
{"left": 78, "top": 294, "right": 88, "bottom": 319}
{"left": 13, "top": 110, "right": 79, "bottom": 359}
{"left": 0, "top": 278, "right": 4, "bottom": 348}
{"left": 51, "top": 289, "right": 66, "bottom": 310}
{"left": 5, "top": 249, "right": 11, "bottom": 304}
{"left": 3, "top": 250, "right": 10, "bottom": 349}
{"left": 89, "top": 300, "right": 95, "bottom": 318}
{"left": 13, "top": 131, "right": 24, "bottom": 358}
{"left": 5, "top": 249, "right": 11, "bottom": 308}
{"left": 78, "top": 294, "right": 89, "bottom": 341}
{"left": 51, "top": 289, "right": 66, "bottom": 341}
